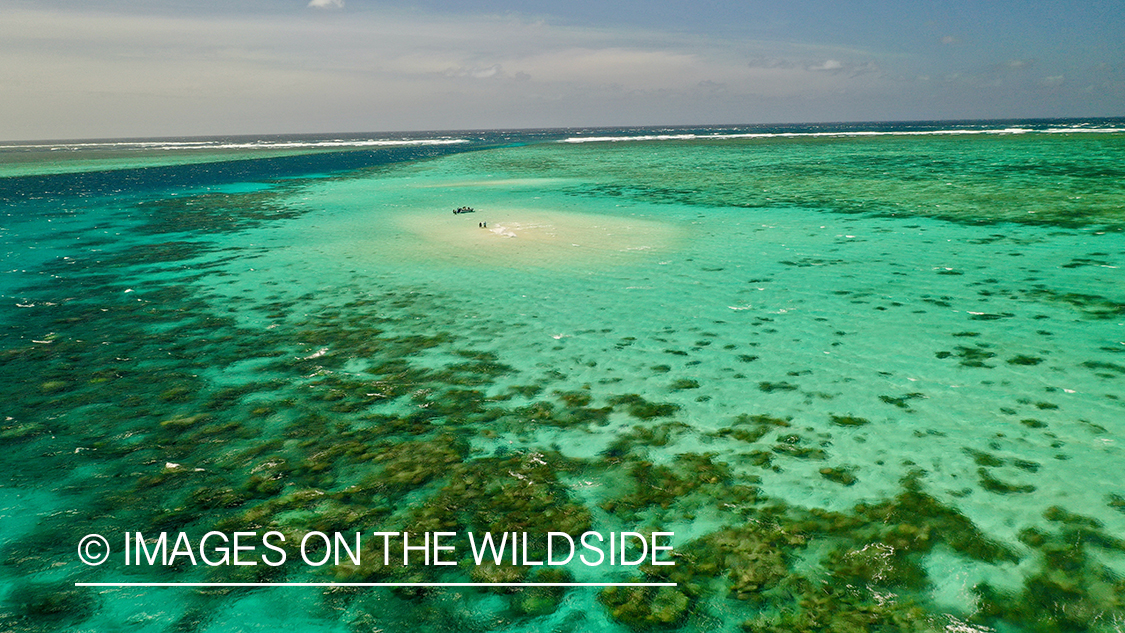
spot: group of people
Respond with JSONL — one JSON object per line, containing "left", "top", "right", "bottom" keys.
{"left": 453, "top": 206, "right": 475, "bottom": 214}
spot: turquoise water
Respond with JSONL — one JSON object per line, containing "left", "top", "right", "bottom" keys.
{"left": 1, "top": 122, "right": 1124, "bottom": 632}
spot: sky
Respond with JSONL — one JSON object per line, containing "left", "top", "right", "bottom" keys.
{"left": 0, "top": 0, "right": 1122, "bottom": 140}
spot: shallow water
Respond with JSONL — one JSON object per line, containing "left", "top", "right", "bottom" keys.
{"left": 2, "top": 122, "right": 1124, "bottom": 632}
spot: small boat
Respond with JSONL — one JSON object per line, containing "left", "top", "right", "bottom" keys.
{"left": 453, "top": 206, "right": 475, "bottom": 214}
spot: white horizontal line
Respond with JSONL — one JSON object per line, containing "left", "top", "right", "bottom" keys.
{"left": 75, "top": 582, "right": 676, "bottom": 588}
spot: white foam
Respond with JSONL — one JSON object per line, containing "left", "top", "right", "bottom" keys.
{"left": 0, "top": 138, "right": 470, "bottom": 152}
{"left": 490, "top": 224, "right": 519, "bottom": 238}
{"left": 557, "top": 126, "right": 1125, "bottom": 144}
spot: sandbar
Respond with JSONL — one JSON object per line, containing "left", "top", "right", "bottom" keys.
{"left": 391, "top": 206, "right": 681, "bottom": 268}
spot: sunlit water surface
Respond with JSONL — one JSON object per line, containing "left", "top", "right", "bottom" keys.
{"left": 1, "top": 122, "right": 1124, "bottom": 632}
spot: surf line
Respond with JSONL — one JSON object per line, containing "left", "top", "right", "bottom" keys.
{"left": 74, "top": 581, "right": 677, "bottom": 587}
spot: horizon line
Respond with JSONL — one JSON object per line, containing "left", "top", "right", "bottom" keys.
{"left": 5, "top": 115, "right": 1124, "bottom": 146}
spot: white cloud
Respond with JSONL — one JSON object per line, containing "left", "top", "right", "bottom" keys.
{"left": 0, "top": 8, "right": 799, "bottom": 137}
{"left": 808, "top": 59, "right": 843, "bottom": 72}
{"left": 308, "top": 0, "right": 344, "bottom": 9}
{"left": 443, "top": 64, "right": 506, "bottom": 79}
{"left": 0, "top": 6, "right": 956, "bottom": 139}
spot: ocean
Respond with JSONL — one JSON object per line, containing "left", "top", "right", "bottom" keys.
{"left": 1, "top": 120, "right": 1123, "bottom": 632}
